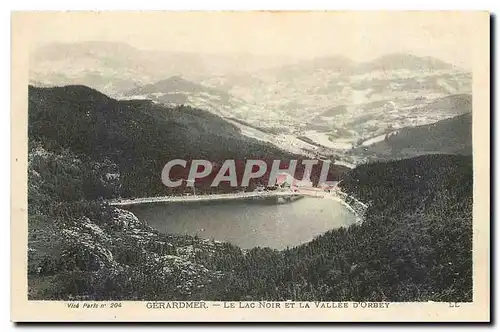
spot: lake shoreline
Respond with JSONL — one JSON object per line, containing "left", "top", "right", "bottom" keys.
{"left": 125, "top": 194, "right": 365, "bottom": 250}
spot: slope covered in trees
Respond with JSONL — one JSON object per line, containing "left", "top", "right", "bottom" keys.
{"left": 27, "top": 85, "right": 472, "bottom": 302}
{"left": 212, "top": 155, "right": 472, "bottom": 301}
{"left": 29, "top": 147, "right": 472, "bottom": 302}
{"left": 29, "top": 85, "right": 315, "bottom": 197}
{"left": 353, "top": 112, "right": 472, "bottom": 161}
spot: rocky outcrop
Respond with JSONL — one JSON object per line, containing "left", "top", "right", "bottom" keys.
{"left": 29, "top": 206, "right": 234, "bottom": 300}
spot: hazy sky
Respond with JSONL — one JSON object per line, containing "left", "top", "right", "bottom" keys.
{"left": 25, "top": 11, "right": 479, "bottom": 69}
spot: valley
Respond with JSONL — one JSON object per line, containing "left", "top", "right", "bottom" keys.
{"left": 27, "top": 42, "right": 474, "bottom": 302}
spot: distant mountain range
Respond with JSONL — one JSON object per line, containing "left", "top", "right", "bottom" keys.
{"left": 201, "top": 53, "right": 471, "bottom": 133}
{"left": 29, "top": 41, "right": 296, "bottom": 96}
{"left": 255, "top": 53, "right": 455, "bottom": 81}
{"left": 29, "top": 41, "right": 472, "bottom": 157}
{"left": 354, "top": 53, "right": 454, "bottom": 73}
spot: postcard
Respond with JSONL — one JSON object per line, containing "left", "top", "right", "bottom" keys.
{"left": 11, "top": 11, "right": 490, "bottom": 322}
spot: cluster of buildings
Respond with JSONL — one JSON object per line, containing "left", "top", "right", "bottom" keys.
{"left": 253, "top": 171, "right": 339, "bottom": 195}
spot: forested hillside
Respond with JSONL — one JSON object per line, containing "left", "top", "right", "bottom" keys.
{"left": 29, "top": 148, "right": 472, "bottom": 302}
{"left": 27, "top": 85, "right": 472, "bottom": 302}
{"left": 353, "top": 113, "right": 472, "bottom": 161}
{"left": 209, "top": 155, "right": 472, "bottom": 301}
{"left": 28, "top": 85, "right": 306, "bottom": 197}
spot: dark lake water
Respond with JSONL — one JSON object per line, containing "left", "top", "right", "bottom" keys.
{"left": 127, "top": 197, "right": 357, "bottom": 249}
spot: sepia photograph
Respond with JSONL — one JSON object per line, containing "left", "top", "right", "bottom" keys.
{"left": 10, "top": 11, "right": 490, "bottom": 322}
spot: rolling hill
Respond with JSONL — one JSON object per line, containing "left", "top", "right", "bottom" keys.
{"left": 122, "top": 76, "right": 250, "bottom": 116}
{"left": 351, "top": 112, "right": 472, "bottom": 161}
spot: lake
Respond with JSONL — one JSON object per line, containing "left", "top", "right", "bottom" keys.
{"left": 127, "top": 197, "right": 357, "bottom": 249}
